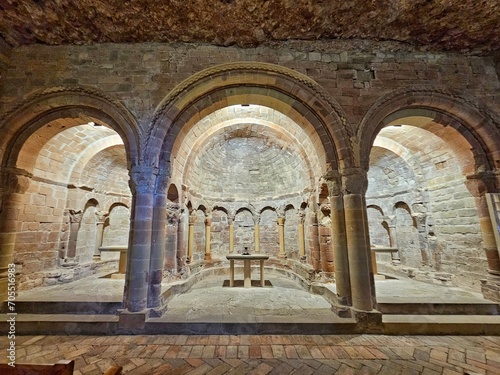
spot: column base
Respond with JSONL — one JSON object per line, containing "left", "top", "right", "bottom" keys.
{"left": 61, "top": 258, "right": 79, "bottom": 267}
{"left": 351, "top": 308, "right": 383, "bottom": 334}
{"left": 481, "top": 274, "right": 500, "bottom": 302}
{"left": 118, "top": 309, "right": 148, "bottom": 331}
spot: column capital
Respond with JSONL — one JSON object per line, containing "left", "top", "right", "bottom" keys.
{"left": 277, "top": 217, "right": 285, "bottom": 226}
{"left": 95, "top": 210, "right": 109, "bottom": 223}
{"left": 68, "top": 209, "right": 83, "bottom": 224}
{"left": 254, "top": 213, "right": 261, "bottom": 225}
{"left": 298, "top": 210, "right": 306, "bottom": 224}
{"left": 465, "top": 171, "right": 497, "bottom": 197}
{"left": 166, "top": 202, "right": 180, "bottom": 225}
{"left": 189, "top": 212, "right": 197, "bottom": 225}
{"left": 341, "top": 167, "right": 368, "bottom": 195}
{"left": 129, "top": 165, "right": 158, "bottom": 195}
{"left": 205, "top": 217, "right": 212, "bottom": 226}
{"left": 322, "top": 169, "right": 342, "bottom": 196}
{"left": 1, "top": 167, "right": 32, "bottom": 195}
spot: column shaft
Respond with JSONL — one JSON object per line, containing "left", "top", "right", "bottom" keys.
{"left": 330, "top": 194, "right": 351, "bottom": 305}
{"left": 298, "top": 222, "right": 305, "bottom": 258}
{"left": 278, "top": 217, "right": 285, "bottom": 257}
{"left": 254, "top": 224, "right": 260, "bottom": 253}
{"left": 149, "top": 184, "right": 167, "bottom": 308}
{"left": 344, "top": 193, "right": 373, "bottom": 311}
{"left": 205, "top": 218, "right": 212, "bottom": 260}
{"left": 229, "top": 223, "right": 234, "bottom": 253}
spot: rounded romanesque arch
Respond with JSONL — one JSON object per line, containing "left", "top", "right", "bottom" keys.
{"left": 0, "top": 86, "right": 140, "bottom": 169}
{"left": 148, "top": 62, "right": 354, "bottom": 174}
{"left": 0, "top": 86, "right": 139, "bottom": 298}
{"left": 359, "top": 87, "right": 500, "bottom": 291}
{"left": 358, "top": 87, "right": 500, "bottom": 172}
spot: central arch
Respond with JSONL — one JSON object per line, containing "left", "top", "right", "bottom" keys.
{"left": 142, "top": 62, "right": 356, "bottom": 312}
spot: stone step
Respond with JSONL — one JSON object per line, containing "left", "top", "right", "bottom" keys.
{"left": 377, "top": 301, "right": 500, "bottom": 315}
{"left": 0, "top": 300, "right": 123, "bottom": 315}
{"left": 383, "top": 314, "right": 500, "bottom": 335}
{"left": 0, "top": 314, "right": 119, "bottom": 335}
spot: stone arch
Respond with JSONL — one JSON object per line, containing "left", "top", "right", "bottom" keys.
{"left": 358, "top": 87, "right": 500, "bottom": 173}
{"left": 148, "top": 62, "right": 354, "bottom": 175}
{"left": 167, "top": 183, "right": 180, "bottom": 203}
{"left": 0, "top": 86, "right": 140, "bottom": 170}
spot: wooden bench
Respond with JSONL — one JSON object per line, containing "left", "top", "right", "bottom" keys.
{"left": 0, "top": 360, "right": 122, "bottom": 375}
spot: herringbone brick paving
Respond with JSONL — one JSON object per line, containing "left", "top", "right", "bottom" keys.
{"left": 1, "top": 334, "right": 499, "bottom": 374}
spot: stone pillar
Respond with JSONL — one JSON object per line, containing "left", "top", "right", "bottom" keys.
{"left": 0, "top": 168, "right": 31, "bottom": 301}
{"left": 205, "top": 214, "right": 212, "bottom": 260}
{"left": 298, "top": 211, "right": 306, "bottom": 259}
{"left": 327, "top": 174, "right": 351, "bottom": 306}
{"left": 254, "top": 214, "right": 260, "bottom": 253}
{"left": 413, "top": 213, "right": 431, "bottom": 267}
{"left": 319, "top": 203, "right": 334, "bottom": 272}
{"left": 64, "top": 209, "right": 83, "bottom": 265}
{"left": 386, "top": 221, "right": 401, "bottom": 264}
{"left": 187, "top": 211, "right": 196, "bottom": 262}
{"left": 465, "top": 175, "right": 500, "bottom": 275}
{"left": 310, "top": 212, "right": 321, "bottom": 271}
{"left": 343, "top": 169, "right": 373, "bottom": 312}
{"left": 164, "top": 203, "right": 180, "bottom": 271}
{"left": 229, "top": 217, "right": 234, "bottom": 253}
{"left": 94, "top": 210, "right": 108, "bottom": 260}
{"left": 123, "top": 165, "right": 156, "bottom": 313}
{"left": 277, "top": 216, "right": 286, "bottom": 258}
{"left": 148, "top": 172, "right": 169, "bottom": 308}
{"left": 176, "top": 208, "right": 186, "bottom": 272}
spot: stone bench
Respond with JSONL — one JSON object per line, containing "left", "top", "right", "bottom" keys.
{"left": 226, "top": 254, "right": 269, "bottom": 288}
{"left": 0, "top": 360, "right": 122, "bottom": 375}
{"left": 99, "top": 246, "right": 128, "bottom": 274}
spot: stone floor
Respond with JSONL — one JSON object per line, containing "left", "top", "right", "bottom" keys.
{"left": 1, "top": 334, "right": 499, "bottom": 374}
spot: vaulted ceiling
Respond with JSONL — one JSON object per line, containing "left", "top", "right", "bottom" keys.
{"left": 0, "top": 0, "right": 499, "bottom": 54}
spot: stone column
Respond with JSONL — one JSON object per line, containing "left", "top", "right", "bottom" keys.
{"left": 386, "top": 220, "right": 401, "bottom": 264}
{"left": 148, "top": 171, "right": 169, "bottom": 308}
{"left": 165, "top": 203, "right": 180, "bottom": 271}
{"left": 0, "top": 168, "right": 31, "bottom": 300}
{"left": 64, "top": 209, "right": 83, "bottom": 266}
{"left": 465, "top": 175, "right": 500, "bottom": 275}
{"left": 187, "top": 211, "right": 196, "bottom": 262}
{"left": 229, "top": 217, "right": 234, "bottom": 253}
{"left": 319, "top": 203, "right": 334, "bottom": 272}
{"left": 413, "top": 212, "right": 431, "bottom": 267}
{"left": 327, "top": 174, "right": 351, "bottom": 306}
{"left": 310, "top": 212, "right": 321, "bottom": 271}
{"left": 205, "top": 214, "right": 212, "bottom": 260}
{"left": 343, "top": 168, "right": 373, "bottom": 312}
{"left": 298, "top": 211, "right": 306, "bottom": 258}
{"left": 254, "top": 214, "right": 260, "bottom": 253}
{"left": 93, "top": 210, "right": 108, "bottom": 260}
{"left": 176, "top": 208, "right": 186, "bottom": 272}
{"left": 123, "top": 165, "right": 156, "bottom": 313}
{"left": 277, "top": 216, "right": 286, "bottom": 258}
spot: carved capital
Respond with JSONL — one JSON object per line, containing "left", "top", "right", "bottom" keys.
{"left": 155, "top": 170, "right": 170, "bottom": 194}
{"left": 298, "top": 210, "right": 306, "bottom": 224}
{"left": 341, "top": 168, "right": 368, "bottom": 195}
{"left": 189, "top": 212, "right": 197, "bottom": 225}
{"left": 68, "top": 209, "right": 83, "bottom": 224}
{"left": 465, "top": 172, "right": 497, "bottom": 197}
{"left": 166, "top": 202, "right": 180, "bottom": 225}
{"left": 1, "top": 168, "right": 32, "bottom": 195}
{"left": 95, "top": 210, "right": 109, "bottom": 222}
{"left": 129, "top": 165, "right": 157, "bottom": 195}
{"left": 322, "top": 169, "right": 342, "bottom": 196}
{"left": 277, "top": 217, "right": 285, "bottom": 226}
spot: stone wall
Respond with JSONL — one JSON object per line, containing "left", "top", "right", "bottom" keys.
{"left": 1, "top": 42, "right": 498, "bottom": 124}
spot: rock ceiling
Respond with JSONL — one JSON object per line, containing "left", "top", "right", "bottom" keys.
{"left": 0, "top": 0, "right": 499, "bottom": 54}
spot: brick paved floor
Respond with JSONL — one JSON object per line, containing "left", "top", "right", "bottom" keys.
{"left": 1, "top": 335, "right": 500, "bottom": 374}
